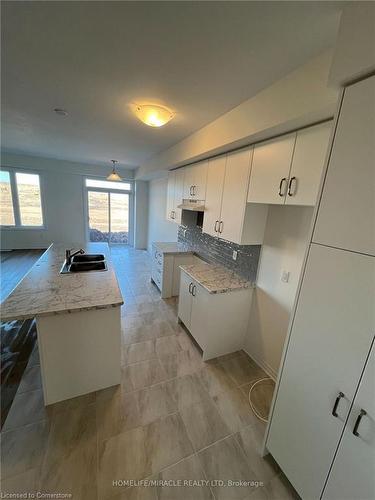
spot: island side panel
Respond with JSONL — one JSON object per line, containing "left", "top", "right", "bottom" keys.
{"left": 36, "top": 306, "right": 121, "bottom": 405}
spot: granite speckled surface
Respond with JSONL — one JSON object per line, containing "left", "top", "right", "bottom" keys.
{"left": 153, "top": 242, "right": 193, "bottom": 255}
{"left": 1, "top": 243, "right": 123, "bottom": 321}
{"left": 180, "top": 262, "right": 251, "bottom": 294}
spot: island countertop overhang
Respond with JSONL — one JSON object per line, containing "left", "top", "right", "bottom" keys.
{"left": 0, "top": 242, "right": 124, "bottom": 321}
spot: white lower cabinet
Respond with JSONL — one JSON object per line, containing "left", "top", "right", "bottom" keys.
{"left": 151, "top": 245, "right": 194, "bottom": 299}
{"left": 322, "top": 341, "right": 375, "bottom": 500}
{"left": 178, "top": 269, "right": 253, "bottom": 360}
{"left": 266, "top": 244, "right": 375, "bottom": 499}
{"left": 178, "top": 270, "right": 193, "bottom": 329}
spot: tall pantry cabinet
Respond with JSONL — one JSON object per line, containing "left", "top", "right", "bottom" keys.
{"left": 266, "top": 75, "right": 375, "bottom": 500}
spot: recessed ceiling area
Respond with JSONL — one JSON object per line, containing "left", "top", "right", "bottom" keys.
{"left": 1, "top": 1, "right": 342, "bottom": 169}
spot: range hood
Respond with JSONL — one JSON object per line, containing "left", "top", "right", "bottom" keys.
{"left": 177, "top": 199, "right": 206, "bottom": 211}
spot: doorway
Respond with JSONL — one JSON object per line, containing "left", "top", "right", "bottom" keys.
{"left": 85, "top": 178, "right": 133, "bottom": 245}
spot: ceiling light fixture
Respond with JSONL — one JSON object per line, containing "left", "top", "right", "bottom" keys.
{"left": 54, "top": 108, "right": 68, "bottom": 116}
{"left": 135, "top": 104, "right": 174, "bottom": 127}
{"left": 107, "top": 160, "right": 122, "bottom": 181}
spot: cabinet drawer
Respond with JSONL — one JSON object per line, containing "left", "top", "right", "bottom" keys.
{"left": 151, "top": 266, "right": 163, "bottom": 289}
{"left": 152, "top": 247, "right": 163, "bottom": 265}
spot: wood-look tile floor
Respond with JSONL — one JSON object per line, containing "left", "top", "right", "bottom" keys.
{"left": 0, "top": 246, "right": 299, "bottom": 500}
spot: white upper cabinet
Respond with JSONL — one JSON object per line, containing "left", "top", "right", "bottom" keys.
{"left": 247, "top": 133, "right": 296, "bottom": 204}
{"left": 220, "top": 148, "right": 254, "bottom": 244}
{"left": 165, "top": 169, "right": 184, "bottom": 224}
{"left": 173, "top": 169, "right": 184, "bottom": 224}
{"left": 202, "top": 148, "right": 268, "bottom": 245}
{"left": 313, "top": 76, "right": 375, "bottom": 256}
{"left": 247, "top": 123, "right": 331, "bottom": 207}
{"left": 286, "top": 121, "right": 332, "bottom": 206}
{"left": 183, "top": 161, "right": 208, "bottom": 200}
{"left": 202, "top": 155, "right": 226, "bottom": 237}
{"left": 166, "top": 171, "right": 176, "bottom": 222}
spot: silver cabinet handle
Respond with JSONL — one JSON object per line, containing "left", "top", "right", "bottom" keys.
{"left": 189, "top": 186, "right": 193, "bottom": 196}
{"left": 219, "top": 221, "right": 223, "bottom": 233}
{"left": 214, "top": 220, "right": 219, "bottom": 232}
{"left": 279, "top": 177, "right": 287, "bottom": 197}
{"left": 191, "top": 284, "right": 196, "bottom": 296}
{"left": 288, "top": 177, "right": 297, "bottom": 196}
{"left": 188, "top": 282, "right": 193, "bottom": 294}
{"left": 193, "top": 185, "right": 196, "bottom": 196}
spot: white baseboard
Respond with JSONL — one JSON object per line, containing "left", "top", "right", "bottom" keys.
{"left": 242, "top": 348, "right": 278, "bottom": 381}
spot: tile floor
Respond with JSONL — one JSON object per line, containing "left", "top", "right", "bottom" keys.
{"left": 0, "top": 246, "right": 299, "bottom": 500}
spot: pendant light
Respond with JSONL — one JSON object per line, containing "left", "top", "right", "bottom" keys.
{"left": 107, "top": 160, "right": 122, "bottom": 181}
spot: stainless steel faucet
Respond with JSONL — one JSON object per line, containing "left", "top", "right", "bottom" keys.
{"left": 65, "top": 248, "right": 85, "bottom": 265}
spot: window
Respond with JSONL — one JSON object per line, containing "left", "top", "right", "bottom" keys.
{"left": 0, "top": 170, "right": 44, "bottom": 227}
{"left": 85, "top": 178, "right": 132, "bottom": 191}
{"left": 0, "top": 171, "right": 15, "bottom": 226}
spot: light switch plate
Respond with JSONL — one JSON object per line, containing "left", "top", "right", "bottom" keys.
{"left": 232, "top": 250, "right": 238, "bottom": 261}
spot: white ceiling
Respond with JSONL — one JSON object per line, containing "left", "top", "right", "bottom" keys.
{"left": 1, "top": 1, "right": 342, "bottom": 169}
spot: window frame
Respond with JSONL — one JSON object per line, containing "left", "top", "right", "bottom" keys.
{"left": 0, "top": 167, "right": 46, "bottom": 230}
{"left": 83, "top": 176, "right": 134, "bottom": 246}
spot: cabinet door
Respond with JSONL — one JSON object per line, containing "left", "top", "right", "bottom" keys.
{"left": 183, "top": 166, "right": 195, "bottom": 200}
{"left": 267, "top": 244, "right": 375, "bottom": 500}
{"left": 190, "top": 281, "right": 209, "bottom": 350}
{"left": 286, "top": 121, "right": 332, "bottom": 206}
{"left": 322, "top": 340, "right": 375, "bottom": 500}
{"left": 166, "top": 171, "right": 175, "bottom": 222}
{"left": 202, "top": 156, "right": 226, "bottom": 237}
{"left": 173, "top": 169, "right": 185, "bottom": 224}
{"left": 191, "top": 160, "right": 208, "bottom": 200}
{"left": 220, "top": 148, "right": 252, "bottom": 244}
{"left": 178, "top": 271, "right": 193, "bottom": 330}
{"left": 247, "top": 133, "right": 296, "bottom": 204}
{"left": 313, "top": 76, "right": 375, "bottom": 255}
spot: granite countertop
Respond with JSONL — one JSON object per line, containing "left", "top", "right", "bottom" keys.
{"left": 1, "top": 243, "right": 123, "bottom": 321}
{"left": 153, "top": 242, "right": 193, "bottom": 254}
{"left": 180, "top": 261, "right": 251, "bottom": 294}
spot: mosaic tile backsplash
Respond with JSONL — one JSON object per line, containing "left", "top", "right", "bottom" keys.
{"left": 178, "top": 211, "right": 261, "bottom": 283}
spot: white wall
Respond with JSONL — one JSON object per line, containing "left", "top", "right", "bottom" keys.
{"left": 147, "top": 177, "right": 178, "bottom": 254}
{"left": 1, "top": 152, "right": 134, "bottom": 250}
{"left": 134, "top": 180, "right": 149, "bottom": 249}
{"left": 244, "top": 205, "right": 314, "bottom": 378}
{"left": 137, "top": 50, "right": 338, "bottom": 179}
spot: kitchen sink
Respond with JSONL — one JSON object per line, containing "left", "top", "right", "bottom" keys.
{"left": 60, "top": 260, "right": 107, "bottom": 274}
{"left": 72, "top": 254, "right": 105, "bottom": 263}
{"left": 69, "top": 261, "right": 107, "bottom": 272}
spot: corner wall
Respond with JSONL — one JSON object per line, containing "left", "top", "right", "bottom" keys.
{"left": 244, "top": 205, "right": 314, "bottom": 378}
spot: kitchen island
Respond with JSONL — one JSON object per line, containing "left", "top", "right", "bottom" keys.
{"left": 1, "top": 242, "right": 123, "bottom": 405}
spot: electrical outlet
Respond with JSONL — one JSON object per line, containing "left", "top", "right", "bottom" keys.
{"left": 281, "top": 270, "right": 290, "bottom": 283}
{"left": 232, "top": 250, "right": 238, "bottom": 261}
